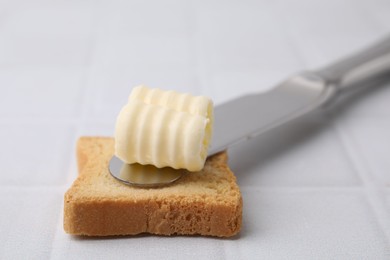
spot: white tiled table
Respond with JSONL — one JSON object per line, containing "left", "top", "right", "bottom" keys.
{"left": 1, "top": 0, "right": 390, "bottom": 259}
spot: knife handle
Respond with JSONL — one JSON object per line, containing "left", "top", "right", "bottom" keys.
{"left": 315, "top": 35, "right": 390, "bottom": 92}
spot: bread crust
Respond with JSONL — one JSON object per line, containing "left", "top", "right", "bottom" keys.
{"left": 64, "top": 137, "right": 242, "bottom": 237}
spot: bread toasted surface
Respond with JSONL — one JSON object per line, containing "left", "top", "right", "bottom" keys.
{"left": 64, "top": 137, "right": 242, "bottom": 237}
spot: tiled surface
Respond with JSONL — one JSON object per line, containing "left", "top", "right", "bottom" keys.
{"left": 0, "top": 68, "right": 85, "bottom": 118}
{"left": 226, "top": 190, "right": 389, "bottom": 259}
{"left": 340, "top": 118, "right": 390, "bottom": 185}
{"left": 0, "top": 124, "right": 75, "bottom": 186}
{"left": 0, "top": 0, "right": 389, "bottom": 259}
{"left": 0, "top": 189, "right": 63, "bottom": 260}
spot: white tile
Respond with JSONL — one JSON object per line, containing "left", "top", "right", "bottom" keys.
{"left": 90, "top": 1, "right": 194, "bottom": 73}
{"left": 359, "top": 0, "right": 390, "bottom": 30}
{"left": 339, "top": 118, "right": 390, "bottom": 185}
{"left": 195, "top": 3, "right": 303, "bottom": 73}
{"left": 223, "top": 190, "right": 389, "bottom": 259}
{"left": 91, "top": 35, "right": 192, "bottom": 68}
{"left": 228, "top": 119, "right": 360, "bottom": 187}
{"left": 52, "top": 231, "right": 225, "bottom": 260}
{"left": 0, "top": 188, "right": 63, "bottom": 260}
{"left": 94, "top": 0, "right": 192, "bottom": 38}
{"left": 0, "top": 68, "right": 85, "bottom": 118}
{"left": 64, "top": 153, "right": 78, "bottom": 187}
{"left": 0, "top": 124, "right": 76, "bottom": 186}
{"left": 278, "top": 0, "right": 387, "bottom": 68}
{"left": 1, "top": 4, "right": 94, "bottom": 37}
{"left": 0, "top": 36, "right": 90, "bottom": 67}
{"left": 78, "top": 122, "right": 115, "bottom": 137}
{"left": 0, "top": 3, "right": 94, "bottom": 66}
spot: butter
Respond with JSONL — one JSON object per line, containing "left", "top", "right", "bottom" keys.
{"left": 115, "top": 85, "right": 213, "bottom": 172}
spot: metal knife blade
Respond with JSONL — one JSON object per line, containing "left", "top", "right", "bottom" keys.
{"left": 208, "top": 73, "right": 335, "bottom": 155}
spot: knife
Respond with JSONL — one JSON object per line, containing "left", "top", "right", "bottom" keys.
{"left": 110, "top": 35, "right": 390, "bottom": 187}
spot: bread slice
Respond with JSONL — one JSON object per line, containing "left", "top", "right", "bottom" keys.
{"left": 64, "top": 137, "right": 242, "bottom": 237}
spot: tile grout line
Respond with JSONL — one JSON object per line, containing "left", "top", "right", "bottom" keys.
{"left": 274, "top": 0, "right": 309, "bottom": 71}
{"left": 50, "top": 3, "right": 100, "bottom": 258}
{"left": 0, "top": 185, "right": 373, "bottom": 193}
{"left": 333, "top": 121, "right": 390, "bottom": 244}
{"left": 0, "top": 185, "right": 68, "bottom": 192}
{"left": 0, "top": 117, "right": 117, "bottom": 125}
{"left": 1, "top": 114, "right": 388, "bottom": 126}
{"left": 354, "top": 0, "right": 390, "bottom": 33}
{"left": 240, "top": 186, "right": 366, "bottom": 192}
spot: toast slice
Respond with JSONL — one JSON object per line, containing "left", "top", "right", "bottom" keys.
{"left": 64, "top": 137, "right": 242, "bottom": 237}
